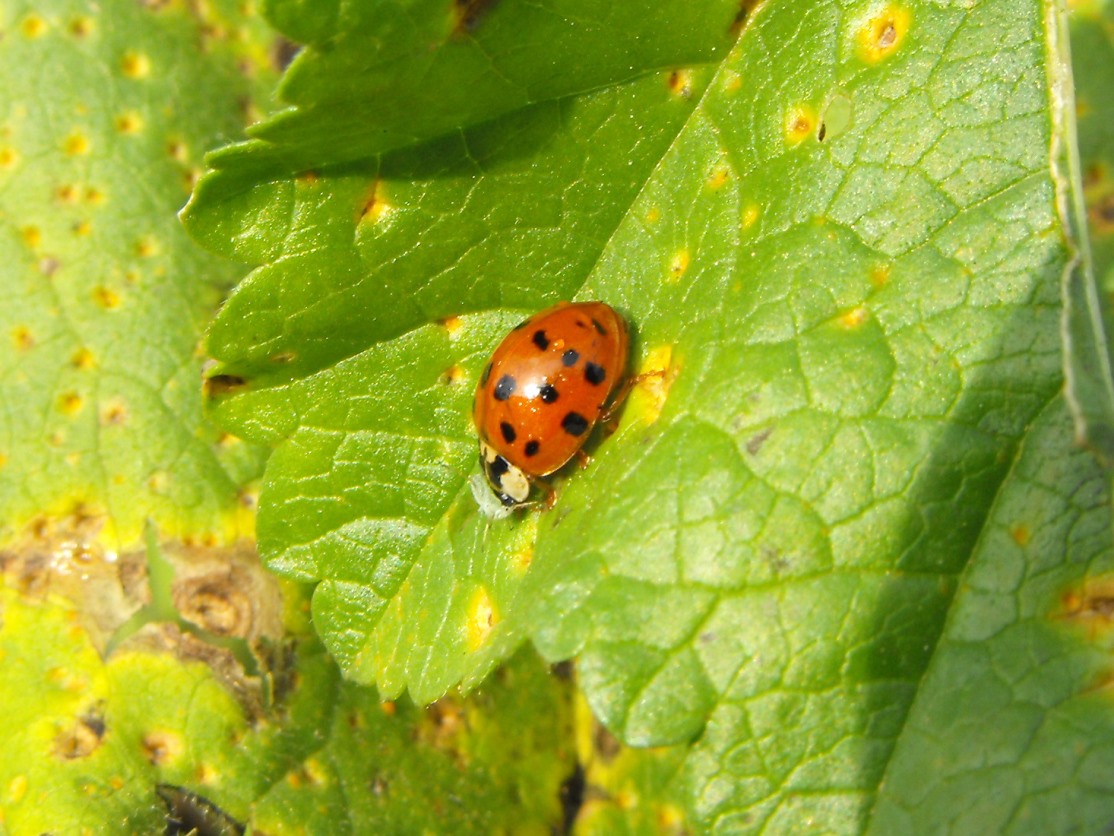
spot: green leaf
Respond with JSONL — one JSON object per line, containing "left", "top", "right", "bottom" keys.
{"left": 192, "top": 0, "right": 743, "bottom": 203}
{"left": 185, "top": 0, "right": 1099, "bottom": 829}
{"left": 1066, "top": 0, "right": 1114, "bottom": 461}
{"left": 0, "top": 581, "right": 338, "bottom": 832}
{"left": 868, "top": 395, "right": 1114, "bottom": 833}
{"left": 0, "top": 0, "right": 276, "bottom": 549}
{"left": 250, "top": 647, "right": 574, "bottom": 833}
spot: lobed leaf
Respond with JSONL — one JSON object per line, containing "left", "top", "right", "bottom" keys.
{"left": 184, "top": 0, "right": 1107, "bottom": 829}
{"left": 0, "top": 0, "right": 276, "bottom": 549}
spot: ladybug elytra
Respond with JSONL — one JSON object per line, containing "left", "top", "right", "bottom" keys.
{"left": 472, "top": 301, "right": 630, "bottom": 508}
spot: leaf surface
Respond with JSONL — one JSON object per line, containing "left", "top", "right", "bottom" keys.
{"left": 0, "top": 0, "right": 274, "bottom": 548}
{"left": 184, "top": 0, "right": 1103, "bottom": 829}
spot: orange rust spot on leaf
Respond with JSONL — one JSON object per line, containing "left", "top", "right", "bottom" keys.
{"left": 59, "top": 392, "right": 84, "bottom": 416}
{"left": 785, "top": 106, "right": 816, "bottom": 144}
{"left": 92, "top": 286, "right": 121, "bottom": 309}
{"left": 142, "top": 730, "right": 182, "bottom": 765}
{"left": 359, "top": 179, "right": 395, "bottom": 225}
{"left": 69, "top": 16, "right": 94, "bottom": 37}
{"left": 115, "top": 112, "right": 143, "bottom": 134}
{"left": 870, "top": 263, "right": 892, "bottom": 288}
{"left": 71, "top": 348, "right": 95, "bottom": 369}
{"left": 121, "top": 51, "right": 150, "bottom": 79}
{"left": 21, "top": 15, "right": 47, "bottom": 38}
{"left": 101, "top": 400, "right": 128, "bottom": 426}
{"left": 64, "top": 133, "right": 90, "bottom": 156}
{"left": 857, "top": 5, "right": 910, "bottom": 63}
{"left": 1059, "top": 578, "right": 1114, "bottom": 639}
{"left": 668, "top": 69, "right": 695, "bottom": 98}
{"left": 838, "top": 306, "right": 868, "bottom": 329}
{"left": 1009, "top": 523, "right": 1031, "bottom": 546}
{"left": 12, "top": 326, "right": 35, "bottom": 350}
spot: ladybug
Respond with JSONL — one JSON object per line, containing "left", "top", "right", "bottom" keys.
{"left": 473, "top": 301, "right": 630, "bottom": 508}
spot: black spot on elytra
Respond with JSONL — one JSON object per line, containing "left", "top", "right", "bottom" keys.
{"left": 500, "top": 422, "right": 516, "bottom": 444}
{"left": 533, "top": 329, "right": 549, "bottom": 350}
{"left": 480, "top": 362, "right": 492, "bottom": 386}
{"left": 487, "top": 455, "right": 509, "bottom": 482}
{"left": 524, "top": 440, "right": 540, "bottom": 457}
{"left": 591, "top": 318, "right": 607, "bottom": 335}
{"left": 584, "top": 362, "right": 606, "bottom": 385}
{"left": 562, "top": 412, "right": 589, "bottom": 436}
{"left": 562, "top": 349, "right": 579, "bottom": 367}
{"left": 494, "top": 375, "right": 516, "bottom": 401}
{"left": 576, "top": 318, "right": 589, "bottom": 329}
{"left": 540, "top": 384, "right": 559, "bottom": 404}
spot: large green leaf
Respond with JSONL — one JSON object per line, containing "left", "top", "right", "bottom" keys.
{"left": 1066, "top": 0, "right": 1114, "bottom": 460}
{"left": 0, "top": 0, "right": 274, "bottom": 549}
{"left": 184, "top": 0, "right": 1106, "bottom": 829}
{"left": 868, "top": 396, "right": 1114, "bottom": 833}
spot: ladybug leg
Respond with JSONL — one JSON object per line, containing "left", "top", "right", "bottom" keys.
{"left": 534, "top": 478, "right": 558, "bottom": 510}
{"left": 574, "top": 449, "right": 593, "bottom": 469}
{"left": 599, "top": 369, "right": 667, "bottom": 425}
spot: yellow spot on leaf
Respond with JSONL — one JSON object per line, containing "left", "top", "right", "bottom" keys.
{"left": 69, "top": 16, "right": 94, "bottom": 38}
{"left": 21, "top": 226, "right": 41, "bottom": 249}
{"left": 465, "top": 586, "right": 498, "bottom": 651}
{"left": 645, "top": 206, "right": 661, "bottom": 224}
{"left": 838, "top": 306, "right": 868, "bottom": 329}
{"left": 359, "top": 179, "right": 395, "bottom": 225}
{"left": 135, "top": 236, "right": 159, "bottom": 258}
{"left": 21, "top": 15, "right": 47, "bottom": 38}
{"left": 73, "top": 220, "right": 92, "bottom": 236}
{"left": 303, "top": 758, "right": 328, "bottom": 786}
{"left": 669, "top": 249, "right": 690, "bottom": 282}
{"left": 120, "top": 51, "right": 150, "bottom": 79}
{"left": 857, "top": 4, "right": 910, "bottom": 63}
{"left": 115, "top": 112, "right": 143, "bottom": 134}
{"left": 57, "top": 184, "right": 79, "bottom": 203}
{"left": 742, "top": 204, "right": 761, "bottom": 229}
{"left": 440, "top": 315, "right": 463, "bottom": 335}
{"left": 629, "top": 345, "right": 674, "bottom": 426}
{"left": 668, "top": 68, "right": 694, "bottom": 98}
{"left": 53, "top": 719, "right": 102, "bottom": 760}
{"left": 93, "top": 286, "right": 120, "bottom": 309}
{"left": 85, "top": 187, "right": 105, "bottom": 205}
{"left": 512, "top": 543, "right": 534, "bottom": 574}
{"left": 182, "top": 167, "right": 201, "bottom": 192}
{"left": 722, "top": 70, "right": 742, "bottom": 93}
{"left": 707, "top": 163, "right": 731, "bottom": 190}
{"left": 71, "top": 348, "right": 95, "bottom": 369}
{"left": 442, "top": 364, "right": 464, "bottom": 385}
{"left": 0, "top": 147, "right": 18, "bottom": 169}
{"left": 785, "top": 106, "right": 816, "bottom": 144}
{"left": 13, "top": 326, "right": 34, "bottom": 350}
{"left": 64, "top": 133, "right": 90, "bottom": 156}
{"left": 59, "top": 392, "right": 84, "bottom": 415}
{"left": 166, "top": 139, "right": 188, "bottom": 162}
{"left": 101, "top": 400, "right": 128, "bottom": 426}
{"left": 1010, "top": 523, "right": 1031, "bottom": 546}
{"left": 141, "top": 730, "right": 182, "bottom": 765}
{"left": 870, "top": 263, "right": 892, "bottom": 287}
{"left": 8, "top": 775, "right": 28, "bottom": 804}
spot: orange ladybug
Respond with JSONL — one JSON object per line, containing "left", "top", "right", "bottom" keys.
{"left": 473, "top": 301, "right": 630, "bottom": 508}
